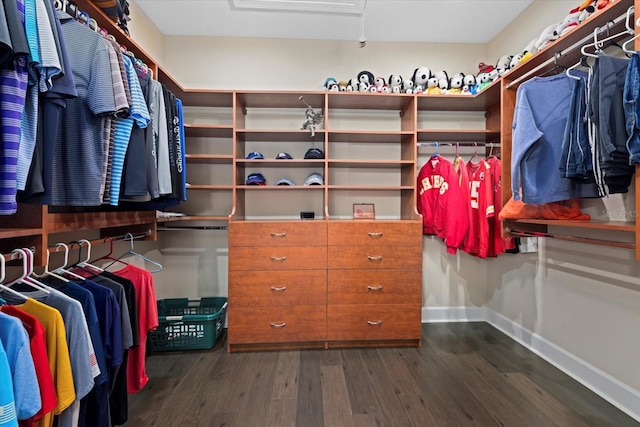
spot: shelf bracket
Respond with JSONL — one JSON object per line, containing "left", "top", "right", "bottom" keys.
{"left": 399, "top": 111, "right": 404, "bottom": 118}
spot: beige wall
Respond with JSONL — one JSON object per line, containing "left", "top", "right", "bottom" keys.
{"left": 127, "top": 0, "right": 164, "bottom": 64}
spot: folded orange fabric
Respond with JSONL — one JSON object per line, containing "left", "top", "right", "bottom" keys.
{"left": 498, "top": 197, "right": 591, "bottom": 221}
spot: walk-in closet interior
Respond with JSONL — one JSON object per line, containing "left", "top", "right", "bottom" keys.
{"left": 1, "top": 0, "right": 640, "bottom": 425}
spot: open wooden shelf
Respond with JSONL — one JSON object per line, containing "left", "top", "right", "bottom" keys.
{"left": 329, "top": 131, "right": 414, "bottom": 143}
{"left": 184, "top": 124, "right": 233, "bottom": 138}
{"left": 417, "top": 129, "right": 500, "bottom": 142}
{"left": 185, "top": 154, "right": 233, "bottom": 164}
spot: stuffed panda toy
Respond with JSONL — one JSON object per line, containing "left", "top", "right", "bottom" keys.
{"left": 412, "top": 66, "right": 431, "bottom": 94}
{"left": 388, "top": 74, "right": 403, "bottom": 93}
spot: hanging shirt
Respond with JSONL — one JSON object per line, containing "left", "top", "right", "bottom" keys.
{"left": 0, "top": 312, "right": 41, "bottom": 421}
{"left": 108, "top": 264, "right": 158, "bottom": 394}
{"left": 0, "top": 298, "right": 74, "bottom": 427}
{"left": 462, "top": 159, "right": 494, "bottom": 258}
{"left": 417, "top": 154, "right": 469, "bottom": 254}
{"left": 511, "top": 72, "right": 599, "bottom": 204}
{"left": 0, "top": 339, "right": 18, "bottom": 427}
{"left": 0, "top": 305, "right": 56, "bottom": 427}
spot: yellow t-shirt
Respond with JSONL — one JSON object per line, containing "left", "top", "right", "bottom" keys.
{"left": 17, "top": 298, "right": 75, "bottom": 427}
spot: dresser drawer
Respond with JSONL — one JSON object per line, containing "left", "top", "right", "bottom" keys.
{"left": 328, "top": 221, "right": 422, "bottom": 246}
{"left": 229, "top": 270, "right": 326, "bottom": 306}
{"left": 229, "top": 246, "right": 327, "bottom": 271}
{"left": 327, "top": 245, "right": 421, "bottom": 270}
{"left": 327, "top": 270, "right": 421, "bottom": 305}
{"left": 228, "top": 306, "right": 326, "bottom": 344}
{"left": 230, "top": 221, "right": 327, "bottom": 247}
{"left": 327, "top": 304, "right": 421, "bottom": 341}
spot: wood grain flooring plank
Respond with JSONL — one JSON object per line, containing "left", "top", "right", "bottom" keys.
{"left": 339, "top": 348, "right": 381, "bottom": 422}
{"left": 352, "top": 414, "right": 379, "bottom": 426}
{"left": 407, "top": 345, "right": 503, "bottom": 426}
{"left": 235, "top": 351, "right": 280, "bottom": 427}
{"left": 504, "top": 372, "right": 591, "bottom": 427}
{"left": 271, "top": 351, "right": 300, "bottom": 400}
{"left": 297, "top": 350, "right": 325, "bottom": 427}
{"left": 266, "top": 398, "right": 297, "bottom": 427}
{"left": 321, "top": 365, "right": 355, "bottom": 427}
{"left": 356, "top": 348, "right": 417, "bottom": 427}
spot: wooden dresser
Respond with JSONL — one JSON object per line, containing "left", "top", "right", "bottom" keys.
{"left": 228, "top": 220, "right": 422, "bottom": 351}
{"left": 327, "top": 221, "right": 422, "bottom": 347}
{"left": 227, "top": 221, "right": 328, "bottom": 351}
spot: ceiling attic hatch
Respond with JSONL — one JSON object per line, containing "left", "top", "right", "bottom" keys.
{"left": 230, "top": 0, "right": 367, "bottom": 15}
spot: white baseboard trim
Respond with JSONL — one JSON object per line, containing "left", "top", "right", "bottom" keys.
{"left": 421, "top": 306, "right": 486, "bottom": 323}
{"left": 422, "top": 307, "right": 640, "bottom": 423}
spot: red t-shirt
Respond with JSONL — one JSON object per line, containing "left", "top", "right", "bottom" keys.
{"left": 1, "top": 305, "right": 58, "bottom": 426}
{"left": 109, "top": 264, "right": 158, "bottom": 394}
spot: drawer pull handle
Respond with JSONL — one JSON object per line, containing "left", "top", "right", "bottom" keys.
{"left": 367, "top": 285, "right": 383, "bottom": 291}
{"left": 368, "top": 232, "right": 383, "bottom": 238}
{"left": 270, "top": 322, "right": 287, "bottom": 328}
{"left": 270, "top": 286, "right": 287, "bottom": 292}
{"left": 270, "top": 256, "right": 287, "bottom": 262}
{"left": 367, "top": 256, "right": 383, "bottom": 261}
{"left": 270, "top": 232, "right": 287, "bottom": 238}
{"left": 367, "top": 320, "right": 383, "bottom": 326}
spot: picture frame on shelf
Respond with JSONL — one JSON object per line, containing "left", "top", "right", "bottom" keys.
{"left": 353, "top": 203, "right": 375, "bottom": 220}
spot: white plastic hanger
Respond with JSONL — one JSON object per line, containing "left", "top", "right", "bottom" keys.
{"left": 34, "top": 244, "right": 70, "bottom": 283}
{"left": 0, "top": 253, "right": 28, "bottom": 301}
{"left": 76, "top": 239, "right": 104, "bottom": 273}
{"left": 5, "top": 249, "right": 51, "bottom": 293}
{"left": 622, "top": 6, "right": 639, "bottom": 54}
{"left": 52, "top": 242, "right": 86, "bottom": 281}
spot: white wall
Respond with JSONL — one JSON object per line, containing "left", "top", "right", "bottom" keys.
{"left": 126, "top": 0, "right": 640, "bottom": 415}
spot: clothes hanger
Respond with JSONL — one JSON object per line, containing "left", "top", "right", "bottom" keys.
{"left": 431, "top": 141, "right": 439, "bottom": 158}
{"left": 75, "top": 239, "right": 104, "bottom": 273}
{"left": 90, "top": 236, "right": 129, "bottom": 268}
{"left": 52, "top": 242, "right": 87, "bottom": 281}
{"left": 566, "top": 56, "right": 590, "bottom": 81}
{"left": 33, "top": 245, "right": 70, "bottom": 283}
{"left": 468, "top": 142, "right": 480, "bottom": 164}
{"left": 105, "top": 233, "right": 163, "bottom": 273}
{"left": 622, "top": 6, "right": 639, "bottom": 54}
{"left": 5, "top": 249, "right": 51, "bottom": 293}
{"left": 0, "top": 253, "right": 28, "bottom": 302}
{"left": 540, "top": 52, "right": 567, "bottom": 77}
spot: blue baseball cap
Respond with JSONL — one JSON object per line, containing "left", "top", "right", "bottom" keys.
{"left": 276, "top": 152, "right": 293, "bottom": 159}
{"left": 246, "top": 151, "right": 264, "bottom": 159}
{"left": 304, "top": 148, "right": 324, "bottom": 159}
{"left": 246, "top": 173, "right": 266, "bottom": 185}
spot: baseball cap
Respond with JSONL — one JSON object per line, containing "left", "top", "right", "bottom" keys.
{"left": 246, "top": 173, "right": 266, "bottom": 185}
{"left": 276, "top": 152, "right": 293, "bottom": 159}
{"left": 246, "top": 151, "right": 264, "bottom": 160}
{"left": 275, "top": 178, "right": 295, "bottom": 186}
{"left": 304, "top": 173, "right": 324, "bottom": 186}
{"left": 304, "top": 148, "right": 324, "bottom": 159}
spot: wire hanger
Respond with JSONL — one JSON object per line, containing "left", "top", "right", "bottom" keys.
{"left": 0, "top": 253, "right": 28, "bottom": 302}
{"left": 469, "top": 142, "right": 480, "bottom": 164}
{"left": 105, "top": 233, "right": 163, "bottom": 273}
{"left": 90, "top": 236, "right": 129, "bottom": 268}
{"left": 540, "top": 52, "right": 568, "bottom": 77}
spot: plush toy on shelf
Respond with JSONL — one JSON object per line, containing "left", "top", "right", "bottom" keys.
{"left": 438, "top": 76, "right": 450, "bottom": 93}
{"left": 463, "top": 73, "right": 477, "bottom": 95}
{"left": 388, "top": 74, "right": 403, "bottom": 93}
{"left": 374, "top": 76, "right": 388, "bottom": 93}
{"left": 496, "top": 55, "right": 513, "bottom": 76}
{"left": 357, "top": 70, "right": 375, "bottom": 92}
{"left": 402, "top": 79, "right": 414, "bottom": 94}
{"left": 554, "top": 10, "right": 582, "bottom": 37}
{"left": 448, "top": 73, "right": 465, "bottom": 95}
{"left": 347, "top": 78, "right": 358, "bottom": 91}
{"left": 510, "top": 53, "right": 524, "bottom": 69}
{"left": 338, "top": 80, "right": 348, "bottom": 92}
{"left": 425, "top": 74, "right": 442, "bottom": 94}
{"left": 324, "top": 77, "right": 338, "bottom": 91}
{"left": 476, "top": 71, "right": 492, "bottom": 92}
{"left": 534, "top": 23, "right": 560, "bottom": 52}
{"left": 412, "top": 66, "right": 431, "bottom": 94}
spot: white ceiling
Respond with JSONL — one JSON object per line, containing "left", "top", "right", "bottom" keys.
{"left": 134, "top": 0, "right": 535, "bottom": 44}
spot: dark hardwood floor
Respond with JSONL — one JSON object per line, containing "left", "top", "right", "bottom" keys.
{"left": 123, "top": 322, "right": 639, "bottom": 427}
